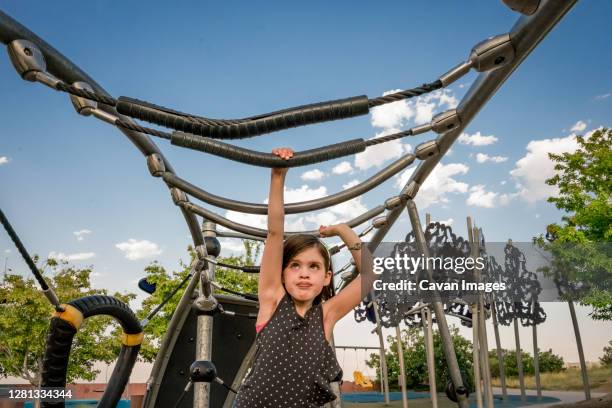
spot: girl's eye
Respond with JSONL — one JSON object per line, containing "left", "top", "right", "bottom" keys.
{"left": 310, "top": 263, "right": 321, "bottom": 270}
{"left": 290, "top": 262, "right": 300, "bottom": 269}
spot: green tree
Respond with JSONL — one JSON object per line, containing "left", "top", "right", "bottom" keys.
{"left": 535, "top": 128, "right": 612, "bottom": 320}
{"left": 488, "top": 348, "right": 564, "bottom": 377}
{"left": 136, "top": 240, "right": 261, "bottom": 360}
{"left": 600, "top": 340, "right": 612, "bottom": 367}
{"left": 366, "top": 325, "right": 474, "bottom": 392}
{"left": 0, "top": 258, "right": 135, "bottom": 386}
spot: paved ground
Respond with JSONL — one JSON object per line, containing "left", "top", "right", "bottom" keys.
{"left": 340, "top": 388, "right": 608, "bottom": 408}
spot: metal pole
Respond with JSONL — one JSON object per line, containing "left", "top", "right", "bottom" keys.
{"left": 421, "top": 308, "right": 438, "bottom": 408}
{"left": 491, "top": 302, "right": 507, "bottom": 400}
{"left": 407, "top": 201, "right": 469, "bottom": 408}
{"left": 195, "top": 220, "right": 217, "bottom": 408}
{"left": 373, "top": 301, "right": 390, "bottom": 405}
{"left": 472, "top": 305, "right": 483, "bottom": 408}
{"left": 532, "top": 323, "right": 542, "bottom": 401}
{"left": 395, "top": 325, "right": 409, "bottom": 408}
{"left": 467, "top": 218, "right": 483, "bottom": 408}
{"left": 473, "top": 228, "right": 493, "bottom": 408}
{"left": 568, "top": 301, "right": 591, "bottom": 400}
{"left": 513, "top": 316, "right": 526, "bottom": 401}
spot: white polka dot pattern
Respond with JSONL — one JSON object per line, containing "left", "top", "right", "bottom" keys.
{"left": 233, "top": 293, "right": 342, "bottom": 407}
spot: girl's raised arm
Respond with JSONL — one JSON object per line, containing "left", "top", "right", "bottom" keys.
{"left": 321, "top": 224, "right": 375, "bottom": 326}
{"left": 257, "top": 148, "right": 293, "bottom": 307}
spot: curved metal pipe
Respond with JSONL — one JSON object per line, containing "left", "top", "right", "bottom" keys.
{"left": 0, "top": 10, "right": 204, "bottom": 247}
{"left": 163, "top": 154, "right": 415, "bottom": 215}
{"left": 181, "top": 201, "right": 385, "bottom": 238}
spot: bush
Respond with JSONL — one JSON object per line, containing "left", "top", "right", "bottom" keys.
{"left": 366, "top": 325, "right": 474, "bottom": 392}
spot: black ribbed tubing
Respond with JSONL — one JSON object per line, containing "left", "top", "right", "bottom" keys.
{"left": 41, "top": 295, "right": 142, "bottom": 408}
{"left": 171, "top": 132, "right": 367, "bottom": 167}
{"left": 118, "top": 95, "right": 370, "bottom": 139}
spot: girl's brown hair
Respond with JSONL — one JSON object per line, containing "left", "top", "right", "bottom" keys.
{"left": 282, "top": 234, "right": 335, "bottom": 304}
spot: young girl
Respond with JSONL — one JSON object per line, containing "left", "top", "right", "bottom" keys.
{"left": 233, "top": 147, "right": 374, "bottom": 408}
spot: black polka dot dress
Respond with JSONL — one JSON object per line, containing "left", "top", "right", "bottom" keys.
{"left": 233, "top": 293, "right": 343, "bottom": 407}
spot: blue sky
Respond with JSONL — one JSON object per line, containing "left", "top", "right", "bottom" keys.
{"left": 1, "top": 1, "right": 611, "bottom": 369}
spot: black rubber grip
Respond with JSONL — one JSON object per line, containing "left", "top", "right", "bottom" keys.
{"left": 240, "top": 265, "right": 260, "bottom": 273}
{"left": 172, "top": 132, "right": 367, "bottom": 167}
{"left": 98, "top": 346, "right": 141, "bottom": 408}
{"left": 69, "top": 295, "right": 142, "bottom": 334}
{"left": 116, "top": 95, "right": 370, "bottom": 139}
{"left": 41, "top": 317, "right": 76, "bottom": 393}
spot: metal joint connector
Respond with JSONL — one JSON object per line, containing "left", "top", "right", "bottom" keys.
{"left": 439, "top": 60, "right": 474, "bottom": 87}
{"left": 146, "top": 154, "right": 166, "bottom": 177}
{"left": 415, "top": 140, "right": 440, "bottom": 160}
{"left": 384, "top": 196, "right": 402, "bottom": 210}
{"left": 372, "top": 216, "right": 388, "bottom": 229}
{"left": 411, "top": 123, "right": 433, "bottom": 136}
{"left": 195, "top": 244, "right": 208, "bottom": 260}
{"left": 469, "top": 33, "right": 515, "bottom": 72}
{"left": 403, "top": 181, "right": 421, "bottom": 199}
{"left": 70, "top": 82, "right": 97, "bottom": 115}
{"left": 91, "top": 108, "right": 119, "bottom": 125}
{"left": 431, "top": 109, "right": 461, "bottom": 134}
{"left": 170, "top": 187, "right": 188, "bottom": 205}
{"left": 7, "top": 39, "right": 46, "bottom": 81}
{"left": 502, "top": 0, "right": 540, "bottom": 15}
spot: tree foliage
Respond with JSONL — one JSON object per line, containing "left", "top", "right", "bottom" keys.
{"left": 600, "top": 340, "right": 612, "bottom": 367}
{"left": 535, "top": 128, "right": 612, "bottom": 320}
{"left": 488, "top": 348, "right": 564, "bottom": 378}
{"left": 0, "top": 258, "right": 134, "bottom": 385}
{"left": 136, "top": 240, "right": 261, "bottom": 361}
{"left": 365, "top": 325, "right": 474, "bottom": 392}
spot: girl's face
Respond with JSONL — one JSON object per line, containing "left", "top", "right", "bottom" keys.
{"left": 282, "top": 246, "right": 331, "bottom": 303}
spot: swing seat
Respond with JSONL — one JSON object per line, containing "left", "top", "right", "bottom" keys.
{"left": 353, "top": 370, "right": 374, "bottom": 389}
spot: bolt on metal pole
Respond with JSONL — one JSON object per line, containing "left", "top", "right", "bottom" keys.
{"left": 568, "top": 301, "right": 591, "bottom": 400}
{"left": 532, "top": 322, "right": 542, "bottom": 401}
{"left": 407, "top": 201, "right": 469, "bottom": 408}
{"left": 195, "top": 220, "right": 217, "bottom": 408}
{"left": 395, "top": 325, "right": 409, "bottom": 408}
{"left": 491, "top": 302, "right": 507, "bottom": 400}
{"left": 513, "top": 315, "right": 526, "bottom": 401}
{"left": 373, "top": 301, "right": 390, "bottom": 405}
{"left": 421, "top": 308, "right": 438, "bottom": 408}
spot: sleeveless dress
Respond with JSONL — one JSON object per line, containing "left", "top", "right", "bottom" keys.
{"left": 233, "top": 293, "right": 343, "bottom": 407}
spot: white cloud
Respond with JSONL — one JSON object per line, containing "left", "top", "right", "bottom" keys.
{"left": 466, "top": 185, "right": 498, "bottom": 208}
{"left": 458, "top": 132, "right": 498, "bottom": 146}
{"left": 115, "top": 239, "right": 162, "bottom": 260}
{"left": 595, "top": 93, "right": 610, "bottom": 100}
{"left": 300, "top": 169, "right": 325, "bottom": 182}
{"left": 438, "top": 218, "right": 454, "bottom": 226}
{"left": 570, "top": 120, "right": 587, "bottom": 133}
{"left": 500, "top": 180, "right": 507, "bottom": 185}
{"left": 509, "top": 130, "right": 600, "bottom": 203}
{"left": 217, "top": 238, "right": 248, "bottom": 256}
{"left": 4, "top": 249, "right": 12, "bottom": 254}
{"left": 475, "top": 153, "right": 508, "bottom": 163}
{"left": 395, "top": 162, "right": 469, "bottom": 209}
{"left": 332, "top": 161, "right": 353, "bottom": 175}
{"left": 73, "top": 229, "right": 92, "bottom": 241}
{"left": 48, "top": 251, "right": 96, "bottom": 262}
{"left": 342, "top": 179, "right": 360, "bottom": 190}
{"left": 225, "top": 183, "right": 368, "bottom": 233}
{"left": 0, "top": 156, "right": 9, "bottom": 165}
{"left": 370, "top": 89, "right": 414, "bottom": 129}
{"left": 354, "top": 129, "right": 409, "bottom": 170}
